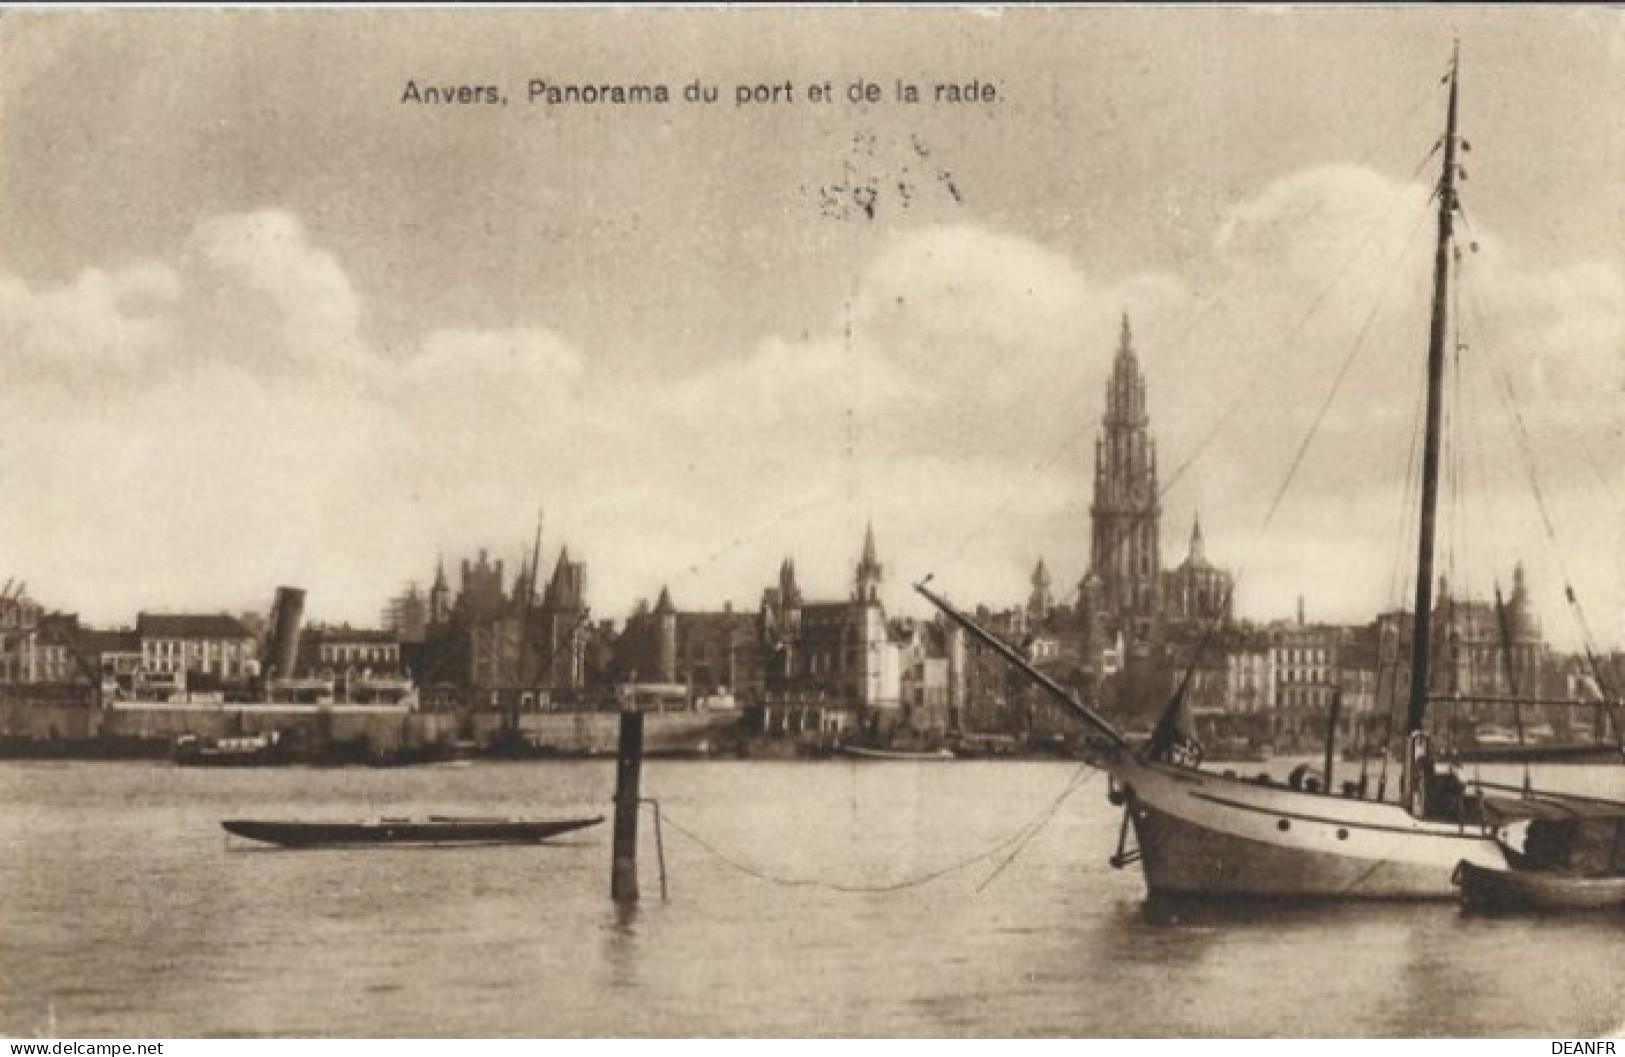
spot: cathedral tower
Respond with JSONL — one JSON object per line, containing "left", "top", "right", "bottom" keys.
{"left": 1084, "top": 313, "right": 1162, "bottom": 643}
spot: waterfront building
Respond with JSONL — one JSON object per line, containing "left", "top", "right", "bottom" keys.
{"left": 135, "top": 613, "right": 258, "bottom": 683}
{"left": 1223, "top": 631, "right": 1275, "bottom": 714}
{"left": 469, "top": 616, "right": 523, "bottom": 697}
{"left": 1431, "top": 565, "right": 1550, "bottom": 700}
{"left": 0, "top": 592, "right": 43, "bottom": 684}
{"left": 1267, "top": 609, "right": 1341, "bottom": 743}
{"left": 402, "top": 543, "right": 604, "bottom": 705}
{"left": 456, "top": 550, "right": 508, "bottom": 622}
{"left": 10, "top": 614, "right": 89, "bottom": 686}
{"left": 892, "top": 616, "right": 964, "bottom": 734}
{"left": 759, "top": 524, "right": 900, "bottom": 711}
{"left": 301, "top": 626, "right": 403, "bottom": 675}
{"left": 615, "top": 588, "right": 760, "bottom": 704}
{"left": 1162, "top": 515, "right": 1235, "bottom": 625}
{"left": 83, "top": 629, "right": 143, "bottom": 699}
{"left": 536, "top": 547, "right": 592, "bottom": 693}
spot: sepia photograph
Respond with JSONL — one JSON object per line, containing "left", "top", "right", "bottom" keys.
{"left": 1, "top": 5, "right": 1622, "bottom": 1040}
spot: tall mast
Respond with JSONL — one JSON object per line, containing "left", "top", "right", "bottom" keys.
{"left": 1405, "top": 45, "right": 1461, "bottom": 737}
{"left": 517, "top": 508, "right": 544, "bottom": 688}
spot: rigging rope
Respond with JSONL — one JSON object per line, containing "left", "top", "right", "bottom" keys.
{"left": 1372, "top": 339, "right": 1429, "bottom": 796}
{"left": 1254, "top": 193, "right": 1437, "bottom": 540}
{"left": 1458, "top": 262, "right": 1599, "bottom": 648}
{"left": 658, "top": 764, "right": 1100, "bottom": 894}
{"left": 1452, "top": 225, "right": 1625, "bottom": 758}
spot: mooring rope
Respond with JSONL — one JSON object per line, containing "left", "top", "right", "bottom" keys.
{"left": 657, "top": 764, "right": 1100, "bottom": 894}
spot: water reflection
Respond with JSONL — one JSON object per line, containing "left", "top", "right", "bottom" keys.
{"left": 1137, "top": 892, "right": 1433, "bottom": 928}
{"left": 600, "top": 900, "right": 642, "bottom": 992}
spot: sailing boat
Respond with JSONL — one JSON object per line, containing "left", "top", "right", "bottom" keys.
{"left": 917, "top": 48, "right": 1625, "bottom": 900}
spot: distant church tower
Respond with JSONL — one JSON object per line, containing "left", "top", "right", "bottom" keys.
{"left": 854, "top": 522, "right": 883, "bottom": 605}
{"left": 1084, "top": 313, "right": 1162, "bottom": 643}
{"left": 428, "top": 556, "right": 452, "bottom": 627}
{"left": 1028, "top": 559, "right": 1053, "bottom": 622}
{"left": 1163, "top": 512, "right": 1234, "bottom": 624}
{"left": 653, "top": 585, "right": 677, "bottom": 684}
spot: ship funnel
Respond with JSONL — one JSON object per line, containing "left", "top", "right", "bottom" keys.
{"left": 266, "top": 587, "right": 307, "bottom": 679}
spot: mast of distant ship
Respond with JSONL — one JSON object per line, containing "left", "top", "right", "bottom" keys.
{"left": 517, "top": 508, "right": 544, "bottom": 693}
{"left": 1403, "top": 46, "right": 1461, "bottom": 796}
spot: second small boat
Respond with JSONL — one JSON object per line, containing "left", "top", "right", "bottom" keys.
{"left": 1454, "top": 860, "right": 1625, "bottom": 912}
{"left": 1453, "top": 810, "right": 1625, "bottom": 911}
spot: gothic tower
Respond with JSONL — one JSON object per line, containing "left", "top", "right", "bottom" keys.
{"left": 1084, "top": 313, "right": 1162, "bottom": 643}
{"left": 653, "top": 585, "right": 677, "bottom": 684}
{"left": 428, "top": 556, "right": 452, "bottom": 627}
{"left": 1028, "top": 558, "right": 1053, "bottom": 622}
{"left": 854, "top": 522, "right": 883, "bottom": 606}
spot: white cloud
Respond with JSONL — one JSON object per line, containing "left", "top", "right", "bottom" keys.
{"left": 0, "top": 264, "right": 180, "bottom": 387}
{"left": 182, "top": 210, "right": 370, "bottom": 380}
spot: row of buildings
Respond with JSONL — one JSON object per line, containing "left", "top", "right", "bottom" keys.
{"left": 3, "top": 315, "right": 1617, "bottom": 751}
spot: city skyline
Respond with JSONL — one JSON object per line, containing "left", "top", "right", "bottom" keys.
{"left": 2, "top": 9, "right": 1620, "bottom": 646}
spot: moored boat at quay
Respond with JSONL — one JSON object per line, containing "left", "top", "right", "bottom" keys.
{"left": 173, "top": 731, "right": 288, "bottom": 766}
{"left": 1454, "top": 859, "right": 1625, "bottom": 912}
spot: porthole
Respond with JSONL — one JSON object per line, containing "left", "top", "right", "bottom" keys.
{"left": 1277, "top": 818, "right": 1290, "bottom": 832}
{"left": 1336, "top": 828, "right": 1349, "bottom": 840}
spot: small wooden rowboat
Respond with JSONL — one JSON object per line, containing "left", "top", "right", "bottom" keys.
{"left": 222, "top": 815, "right": 604, "bottom": 848}
{"left": 1453, "top": 859, "right": 1625, "bottom": 911}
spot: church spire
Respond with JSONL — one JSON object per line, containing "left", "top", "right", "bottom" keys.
{"left": 1105, "top": 311, "right": 1148, "bottom": 428}
{"left": 1189, "top": 512, "right": 1205, "bottom": 564}
{"left": 854, "top": 521, "right": 883, "bottom": 605}
{"left": 428, "top": 552, "right": 452, "bottom": 626}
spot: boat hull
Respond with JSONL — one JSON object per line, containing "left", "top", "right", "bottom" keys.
{"left": 222, "top": 815, "right": 603, "bottom": 848}
{"left": 175, "top": 749, "right": 291, "bottom": 767}
{"left": 1454, "top": 859, "right": 1625, "bottom": 911}
{"left": 840, "top": 745, "right": 955, "bottom": 762}
{"left": 1117, "top": 756, "right": 1508, "bottom": 900}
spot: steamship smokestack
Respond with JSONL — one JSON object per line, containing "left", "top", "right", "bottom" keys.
{"left": 267, "top": 587, "right": 307, "bottom": 680}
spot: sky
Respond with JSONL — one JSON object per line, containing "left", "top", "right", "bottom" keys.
{"left": 1, "top": 7, "right": 1621, "bottom": 646}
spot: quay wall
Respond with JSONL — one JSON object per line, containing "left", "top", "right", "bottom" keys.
{"left": 0, "top": 701, "right": 737, "bottom": 755}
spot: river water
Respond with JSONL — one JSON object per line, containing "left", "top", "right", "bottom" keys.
{"left": 1, "top": 758, "right": 1621, "bottom": 1038}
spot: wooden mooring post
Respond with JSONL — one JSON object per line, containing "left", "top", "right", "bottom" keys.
{"left": 611, "top": 707, "right": 644, "bottom": 902}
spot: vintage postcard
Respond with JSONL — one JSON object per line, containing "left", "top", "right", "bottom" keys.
{"left": 1, "top": 6, "right": 1622, "bottom": 1041}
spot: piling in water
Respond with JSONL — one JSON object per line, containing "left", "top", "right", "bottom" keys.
{"left": 611, "top": 708, "right": 644, "bottom": 902}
